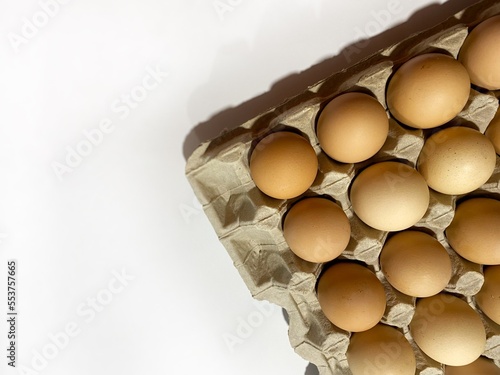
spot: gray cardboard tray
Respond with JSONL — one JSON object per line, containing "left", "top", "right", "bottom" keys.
{"left": 186, "top": 1, "right": 500, "bottom": 373}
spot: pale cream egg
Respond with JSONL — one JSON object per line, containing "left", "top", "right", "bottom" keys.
{"left": 350, "top": 161, "right": 429, "bottom": 231}
{"left": 417, "top": 127, "right": 496, "bottom": 195}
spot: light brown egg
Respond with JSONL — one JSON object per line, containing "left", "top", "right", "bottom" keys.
{"left": 475, "top": 265, "right": 500, "bottom": 325}
{"left": 446, "top": 198, "right": 500, "bottom": 265}
{"left": 459, "top": 15, "right": 500, "bottom": 90}
{"left": 317, "top": 262, "right": 386, "bottom": 332}
{"left": 350, "top": 161, "right": 429, "bottom": 231}
{"left": 283, "top": 197, "right": 351, "bottom": 263}
{"left": 250, "top": 132, "right": 318, "bottom": 199}
{"left": 347, "top": 324, "right": 416, "bottom": 375}
{"left": 417, "top": 127, "right": 496, "bottom": 195}
{"left": 316, "top": 92, "right": 389, "bottom": 163}
{"left": 386, "top": 53, "right": 470, "bottom": 129}
{"left": 486, "top": 109, "right": 500, "bottom": 154}
{"left": 380, "top": 231, "right": 452, "bottom": 297}
{"left": 446, "top": 357, "right": 500, "bottom": 375}
{"left": 410, "top": 293, "right": 486, "bottom": 366}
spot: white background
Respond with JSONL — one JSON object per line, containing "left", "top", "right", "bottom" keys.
{"left": 0, "top": 0, "right": 477, "bottom": 374}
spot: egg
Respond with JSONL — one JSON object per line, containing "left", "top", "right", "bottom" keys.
{"left": 417, "top": 127, "right": 496, "bottom": 195}
{"left": 446, "top": 357, "right": 500, "bottom": 375}
{"left": 380, "top": 231, "right": 452, "bottom": 297}
{"left": 486, "top": 109, "right": 500, "bottom": 154}
{"left": 475, "top": 265, "right": 500, "bottom": 325}
{"left": 409, "top": 293, "right": 486, "bottom": 366}
{"left": 283, "top": 197, "right": 351, "bottom": 263}
{"left": 386, "top": 53, "right": 470, "bottom": 129}
{"left": 446, "top": 198, "right": 500, "bottom": 265}
{"left": 459, "top": 15, "right": 500, "bottom": 90}
{"left": 316, "top": 92, "right": 389, "bottom": 163}
{"left": 317, "top": 262, "right": 386, "bottom": 332}
{"left": 250, "top": 132, "right": 318, "bottom": 199}
{"left": 350, "top": 161, "right": 429, "bottom": 231}
{"left": 347, "top": 324, "right": 416, "bottom": 375}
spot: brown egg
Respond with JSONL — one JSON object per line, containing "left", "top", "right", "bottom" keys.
{"left": 350, "top": 161, "right": 429, "bottom": 231}
{"left": 380, "top": 231, "right": 452, "bottom": 297}
{"left": 410, "top": 293, "right": 486, "bottom": 366}
{"left": 250, "top": 132, "right": 318, "bottom": 199}
{"left": 347, "top": 324, "right": 416, "bottom": 375}
{"left": 386, "top": 53, "right": 470, "bottom": 129}
{"left": 317, "top": 262, "right": 386, "bottom": 332}
{"left": 283, "top": 197, "right": 351, "bottom": 263}
{"left": 417, "top": 127, "right": 496, "bottom": 195}
{"left": 316, "top": 92, "right": 389, "bottom": 163}
{"left": 446, "top": 198, "right": 500, "bottom": 265}
{"left": 475, "top": 265, "right": 500, "bottom": 325}
{"left": 486, "top": 109, "right": 500, "bottom": 154}
{"left": 446, "top": 357, "right": 500, "bottom": 375}
{"left": 459, "top": 15, "right": 500, "bottom": 90}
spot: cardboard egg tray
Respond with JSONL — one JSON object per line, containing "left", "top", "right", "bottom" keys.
{"left": 185, "top": 1, "right": 500, "bottom": 373}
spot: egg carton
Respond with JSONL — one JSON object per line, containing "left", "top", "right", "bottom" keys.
{"left": 185, "top": 1, "right": 500, "bottom": 374}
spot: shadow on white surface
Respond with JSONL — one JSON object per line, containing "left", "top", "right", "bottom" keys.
{"left": 183, "top": 0, "right": 475, "bottom": 161}
{"left": 306, "top": 363, "right": 320, "bottom": 375}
